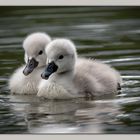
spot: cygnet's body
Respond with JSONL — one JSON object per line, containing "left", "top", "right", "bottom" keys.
{"left": 38, "top": 39, "right": 122, "bottom": 99}
{"left": 9, "top": 32, "right": 51, "bottom": 94}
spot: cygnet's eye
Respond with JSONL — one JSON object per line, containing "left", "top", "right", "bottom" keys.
{"left": 38, "top": 50, "right": 43, "bottom": 55}
{"left": 58, "top": 55, "right": 64, "bottom": 59}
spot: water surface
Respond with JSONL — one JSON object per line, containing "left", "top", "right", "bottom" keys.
{"left": 0, "top": 7, "right": 140, "bottom": 134}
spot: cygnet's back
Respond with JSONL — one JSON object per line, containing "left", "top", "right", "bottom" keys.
{"left": 74, "top": 58, "right": 121, "bottom": 97}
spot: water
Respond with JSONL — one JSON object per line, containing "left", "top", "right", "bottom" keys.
{"left": 0, "top": 7, "right": 140, "bottom": 134}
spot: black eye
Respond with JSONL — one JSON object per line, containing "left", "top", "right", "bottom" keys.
{"left": 58, "top": 55, "right": 64, "bottom": 59}
{"left": 38, "top": 50, "right": 43, "bottom": 55}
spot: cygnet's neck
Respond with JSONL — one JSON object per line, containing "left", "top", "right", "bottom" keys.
{"left": 49, "top": 69, "right": 75, "bottom": 83}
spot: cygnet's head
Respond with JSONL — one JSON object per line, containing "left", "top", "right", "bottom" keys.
{"left": 41, "top": 39, "right": 77, "bottom": 79}
{"left": 23, "top": 32, "right": 51, "bottom": 76}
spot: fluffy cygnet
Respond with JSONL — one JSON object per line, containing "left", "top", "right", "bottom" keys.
{"left": 9, "top": 32, "right": 51, "bottom": 94}
{"left": 37, "top": 39, "right": 122, "bottom": 99}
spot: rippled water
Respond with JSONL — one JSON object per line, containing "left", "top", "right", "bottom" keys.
{"left": 0, "top": 7, "right": 140, "bottom": 134}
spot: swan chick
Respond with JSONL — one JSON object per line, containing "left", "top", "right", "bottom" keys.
{"left": 9, "top": 32, "right": 51, "bottom": 94}
{"left": 37, "top": 39, "right": 122, "bottom": 99}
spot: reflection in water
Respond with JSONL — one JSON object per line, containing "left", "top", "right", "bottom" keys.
{"left": 8, "top": 95, "right": 122, "bottom": 133}
{"left": 0, "top": 7, "right": 140, "bottom": 133}
{"left": 8, "top": 95, "right": 140, "bottom": 133}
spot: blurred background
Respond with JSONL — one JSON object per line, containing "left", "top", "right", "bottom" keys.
{"left": 0, "top": 7, "right": 140, "bottom": 134}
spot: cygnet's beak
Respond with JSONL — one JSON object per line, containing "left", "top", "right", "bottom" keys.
{"left": 23, "top": 58, "right": 39, "bottom": 76}
{"left": 41, "top": 61, "right": 58, "bottom": 80}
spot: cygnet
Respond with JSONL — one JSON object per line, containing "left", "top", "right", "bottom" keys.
{"left": 9, "top": 32, "right": 51, "bottom": 94}
{"left": 38, "top": 39, "right": 122, "bottom": 99}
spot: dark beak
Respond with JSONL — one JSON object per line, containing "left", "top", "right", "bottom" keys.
{"left": 41, "top": 61, "right": 58, "bottom": 80}
{"left": 23, "top": 58, "right": 39, "bottom": 76}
